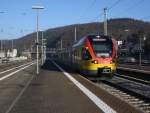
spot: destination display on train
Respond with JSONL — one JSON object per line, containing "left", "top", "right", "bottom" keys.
{"left": 92, "top": 38, "right": 106, "bottom": 41}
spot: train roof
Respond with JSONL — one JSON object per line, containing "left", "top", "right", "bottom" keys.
{"left": 73, "top": 34, "right": 112, "bottom": 48}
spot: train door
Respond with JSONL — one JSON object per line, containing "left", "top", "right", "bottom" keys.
{"left": 81, "top": 47, "right": 92, "bottom": 69}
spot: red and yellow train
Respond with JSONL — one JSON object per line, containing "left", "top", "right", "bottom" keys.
{"left": 58, "top": 34, "right": 117, "bottom": 77}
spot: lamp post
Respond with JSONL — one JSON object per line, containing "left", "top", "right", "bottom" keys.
{"left": 0, "top": 11, "right": 5, "bottom": 52}
{"left": 32, "top": 6, "right": 44, "bottom": 74}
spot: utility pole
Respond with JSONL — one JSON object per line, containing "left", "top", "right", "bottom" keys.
{"left": 124, "top": 29, "right": 129, "bottom": 52}
{"left": 138, "top": 30, "right": 144, "bottom": 67}
{"left": 139, "top": 35, "right": 142, "bottom": 67}
{"left": 43, "top": 41, "right": 46, "bottom": 62}
{"left": 1, "top": 40, "right": 2, "bottom": 51}
{"left": 103, "top": 8, "right": 108, "bottom": 35}
{"left": 60, "top": 39, "right": 62, "bottom": 50}
{"left": 41, "top": 32, "right": 46, "bottom": 65}
{"left": 12, "top": 39, "right": 13, "bottom": 51}
{"left": 41, "top": 31, "right": 44, "bottom": 65}
{"left": 74, "top": 26, "right": 77, "bottom": 42}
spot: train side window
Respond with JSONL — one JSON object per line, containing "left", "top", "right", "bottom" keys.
{"left": 82, "top": 48, "right": 92, "bottom": 60}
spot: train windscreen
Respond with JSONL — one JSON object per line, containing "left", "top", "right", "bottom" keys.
{"left": 88, "top": 35, "right": 112, "bottom": 58}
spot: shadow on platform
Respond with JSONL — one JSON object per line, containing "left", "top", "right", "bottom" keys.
{"left": 40, "top": 60, "right": 77, "bottom": 74}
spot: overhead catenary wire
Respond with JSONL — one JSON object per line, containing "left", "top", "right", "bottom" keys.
{"left": 102, "top": 0, "right": 122, "bottom": 35}
{"left": 86, "top": 0, "right": 122, "bottom": 36}
{"left": 124, "top": 0, "right": 145, "bottom": 12}
{"left": 76, "top": 0, "right": 148, "bottom": 34}
{"left": 80, "top": 0, "right": 97, "bottom": 17}
{"left": 90, "top": 14, "right": 102, "bottom": 22}
{"left": 112, "top": 0, "right": 145, "bottom": 18}
{"left": 141, "top": 15, "right": 150, "bottom": 20}
{"left": 76, "top": 0, "right": 122, "bottom": 23}
{"left": 74, "top": 0, "right": 97, "bottom": 39}
{"left": 75, "top": 0, "right": 98, "bottom": 24}
{"left": 107, "top": 0, "right": 122, "bottom": 11}
{"left": 90, "top": 0, "right": 122, "bottom": 22}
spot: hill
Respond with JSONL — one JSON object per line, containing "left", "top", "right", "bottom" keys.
{"left": 4, "top": 18, "right": 150, "bottom": 54}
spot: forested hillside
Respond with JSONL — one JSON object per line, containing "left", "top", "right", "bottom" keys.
{"left": 5, "top": 18, "right": 150, "bottom": 54}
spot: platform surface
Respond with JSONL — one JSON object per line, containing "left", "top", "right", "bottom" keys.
{"left": 7, "top": 61, "right": 104, "bottom": 113}
{"left": 0, "top": 60, "right": 143, "bottom": 113}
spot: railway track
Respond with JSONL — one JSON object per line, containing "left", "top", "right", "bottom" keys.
{"left": 93, "top": 74, "right": 150, "bottom": 113}
{"left": 115, "top": 73, "right": 150, "bottom": 86}
{"left": 0, "top": 60, "right": 31, "bottom": 72}
{"left": 117, "top": 65, "right": 150, "bottom": 82}
{"left": 55, "top": 61, "right": 150, "bottom": 112}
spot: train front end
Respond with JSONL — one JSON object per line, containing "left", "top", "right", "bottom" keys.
{"left": 82, "top": 35, "right": 117, "bottom": 77}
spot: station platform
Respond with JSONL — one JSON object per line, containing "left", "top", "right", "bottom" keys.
{"left": 8, "top": 60, "right": 142, "bottom": 113}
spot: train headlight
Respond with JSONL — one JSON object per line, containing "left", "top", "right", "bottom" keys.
{"left": 110, "top": 60, "right": 115, "bottom": 64}
{"left": 91, "top": 60, "right": 98, "bottom": 64}
{"left": 92, "top": 60, "right": 98, "bottom": 64}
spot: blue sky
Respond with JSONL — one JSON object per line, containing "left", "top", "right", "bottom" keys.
{"left": 0, "top": 0, "right": 149, "bottom": 39}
